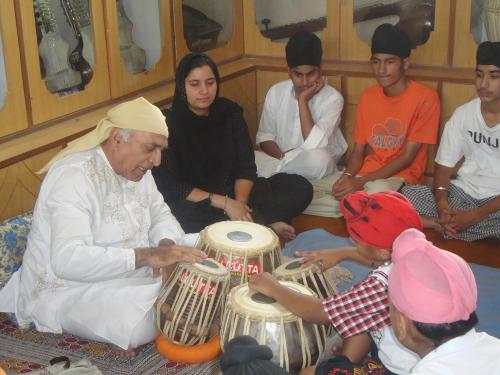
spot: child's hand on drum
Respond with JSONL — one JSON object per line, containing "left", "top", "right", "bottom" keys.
{"left": 296, "top": 248, "right": 352, "bottom": 271}
{"left": 248, "top": 272, "right": 281, "bottom": 298}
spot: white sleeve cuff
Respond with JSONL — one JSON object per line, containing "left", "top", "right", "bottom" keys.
{"left": 125, "top": 248, "right": 136, "bottom": 271}
{"left": 256, "top": 131, "right": 275, "bottom": 145}
{"left": 302, "top": 126, "right": 327, "bottom": 150}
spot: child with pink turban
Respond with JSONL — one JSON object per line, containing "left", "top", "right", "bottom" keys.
{"left": 388, "top": 228, "right": 500, "bottom": 374}
{"left": 249, "top": 191, "right": 423, "bottom": 375}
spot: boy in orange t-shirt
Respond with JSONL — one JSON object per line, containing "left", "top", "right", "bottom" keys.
{"left": 332, "top": 23, "right": 440, "bottom": 201}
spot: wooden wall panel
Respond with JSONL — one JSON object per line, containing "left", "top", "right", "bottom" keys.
{"left": 0, "top": 148, "right": 60, "bottom": 220}
{"left": 440, "top": 82, "right": 477, "bottom": 136}
{"left": 0, "top": 1, "right": 29, "bottom": 137}
{"left": 344, "top": 77, "right": 376, "bottom": 154}
{"left": 220, "top": 71, "right": 257, "bottom": 145}
{"left": 452, "top": 0, "right": 477, "bottom": 68}
{"left": 256, "top": 71, "right": 289, "bottom": 127}
{"left": 174, "top": 0, "right": 244, "bottom": 65}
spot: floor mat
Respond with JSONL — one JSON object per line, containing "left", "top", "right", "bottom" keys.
{"left": 0, "top": 313, "right": 220, "bottom": 374}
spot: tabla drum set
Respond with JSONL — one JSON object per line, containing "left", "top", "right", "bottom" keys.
{"left": 156, "top": 221, "right": 335, "bottom": 372}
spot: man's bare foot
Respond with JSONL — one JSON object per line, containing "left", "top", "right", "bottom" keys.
{"left": 270, "top": 221, "right": 296, "bottom": 241}
{"left": 110, "top": 344, "right": 138, "bottom": 359}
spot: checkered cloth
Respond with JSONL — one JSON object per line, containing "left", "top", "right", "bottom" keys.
{"left": 401, "top": 183, "right": 500, "bottom": 241}
{"left": 322, "top": 269, "right": 390, "bottom": 338}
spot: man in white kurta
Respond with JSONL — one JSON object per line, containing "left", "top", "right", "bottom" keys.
{"left": 255, "top": 31, "right": 346, "bottom": 180}
{"left": 0, "top": 98, "right": 205, "bottom": 354}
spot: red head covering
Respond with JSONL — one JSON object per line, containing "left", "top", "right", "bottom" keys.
{"left": 340, "top": 191, "right": 422, "bottom": 250}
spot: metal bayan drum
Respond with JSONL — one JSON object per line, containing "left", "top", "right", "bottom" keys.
{"left": 220, "top": 281, "right": 326, "bottom": 372}
{"left": 273, "top": 258, "right": 336, "bottom": 300}
{"left": 156, "top": 258, "right": 229, "bottom": 345}
{"left": 198, "top": 221, "right": 282, "bottom": 287}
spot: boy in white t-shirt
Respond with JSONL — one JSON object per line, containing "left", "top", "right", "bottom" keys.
{"left": 401, "top": 41, "right": 500, "bottom": 241}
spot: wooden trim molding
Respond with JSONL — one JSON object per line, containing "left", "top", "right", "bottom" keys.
{"left": 0, "top": 0, "right": 29, "bottom": 137}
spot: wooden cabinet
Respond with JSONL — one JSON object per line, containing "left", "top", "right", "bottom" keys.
{"left": 17, "top": 0, "right": 110, "bottom": 125}
{"left": 0, "top": 1, "right": 29, "bottom": 137}
{"left": 104, "top": 0, "right": 175, "bottom": 98}
{"left": 337, "top": 0, "right": 451, "bottom": 66}
{"left": 244, "top": 0, "right": 338, "bottom": 59}
{"left": 173, "top": 0, "right": 244, "bottom": 65}
{"left": 453, "top": 0, "right": 479, "bottom": 68}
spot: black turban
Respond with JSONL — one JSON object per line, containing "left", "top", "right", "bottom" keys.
{"left": 371, "top": 23, "right": 411, "bottom": 58}
{"left": 286, "top": 31, "right": 322, "bottom": 68}
{"left": 220, "top": 335, "right": 290, "bottom": 375}
{"left": 477, "top": 41, "right": 500, "bottom": 68}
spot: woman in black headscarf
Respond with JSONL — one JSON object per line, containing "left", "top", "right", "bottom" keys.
{"left": 152, "top": 53, "right": 312, "bottom": 237}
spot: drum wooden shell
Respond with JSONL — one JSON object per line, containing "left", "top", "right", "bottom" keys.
{"left": 156, "top": 258, "right": 229, "bottom": 345}
{"left": 273, "top": 258, "right": 336, "bottom": 299}
{"left": 198, "top": 221, "right": 282, "bottom": 287}
{"left": 220, "top": 281, "right": 327, "bottom": 372}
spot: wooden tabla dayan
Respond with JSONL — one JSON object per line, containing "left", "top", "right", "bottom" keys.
{"left": 156, "top": 258, "right": 230, "bottom": 345}
{"left": 198, "top": 221, "right": 282, "bottom": 287}
{"left": 273, "top": 258, "right": 336, "bottom": 300}
{"left": 220, "top": 281, "right": 326, "bottom": 372}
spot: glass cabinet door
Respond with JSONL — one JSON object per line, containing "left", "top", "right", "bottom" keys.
{"left": 0, "top": 1, "right": 29, "bottom": 137}
{"left": 18, "top": 0, "right": 110, "bottom": 125}
{"left": 353, "top": 0, "right": 435, "bottom": 48}
{"left": 0, "top": 25, "right": 7, "bottom": 111}
{"left": 182, "top": 0, "right": 233, "bottom": 52}
{"left": 471, "top": 0, "right": 500, "bottom": 43}
{"left": 116, "top": 0, "right": 162, "bottom": 73}
{"left": 338, "top": 0, "right": 450, "bottom": 66}
{"left": 255, "top": 0, "right": 327, "bottom": 44}
{"left": 174, "top": 0, "right": 243, "bottom": 65}
{"left": 34, "top": 0, "right": 95, "bottom": 95}
{"left": 105, "top": 0, "right": 174, "bottom": 97}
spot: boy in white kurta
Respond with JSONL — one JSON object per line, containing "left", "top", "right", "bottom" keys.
{"left": 0, "top": 98, "right": 206, "bottom": 356}
{"left": 255, "top": 31, "right": 346, "bottom": 180}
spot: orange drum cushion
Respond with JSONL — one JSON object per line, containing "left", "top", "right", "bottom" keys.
{"left": 155, "top": 335, "right": 221, "bottom": 364}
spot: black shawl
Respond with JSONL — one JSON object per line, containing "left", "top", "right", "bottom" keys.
{"left": 153, "top": 53, "right": 256, "bottom": 204}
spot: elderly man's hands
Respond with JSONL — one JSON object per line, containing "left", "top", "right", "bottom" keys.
{"left": 134, "top": 242, "right": 207, "bottom": 280}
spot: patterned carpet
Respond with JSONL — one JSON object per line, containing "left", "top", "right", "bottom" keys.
{"left": 0, "top": 314, "right": 220, "bottom": 374}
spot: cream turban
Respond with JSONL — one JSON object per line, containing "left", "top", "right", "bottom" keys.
{"left": 38, "top": 97, "right": 168, "bottom": 174}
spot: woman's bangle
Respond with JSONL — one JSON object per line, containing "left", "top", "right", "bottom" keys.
{"left": 343, "top": 171, "right": 353, "bottom": 177}
{"left": 223, "top": 195, "right": 228, "bottom": 215}
{"left": 208, "top": 192, "right": 213, "bottom": 204}
{"left": 434, "top": 186, "right": 449, "bottom": 192}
